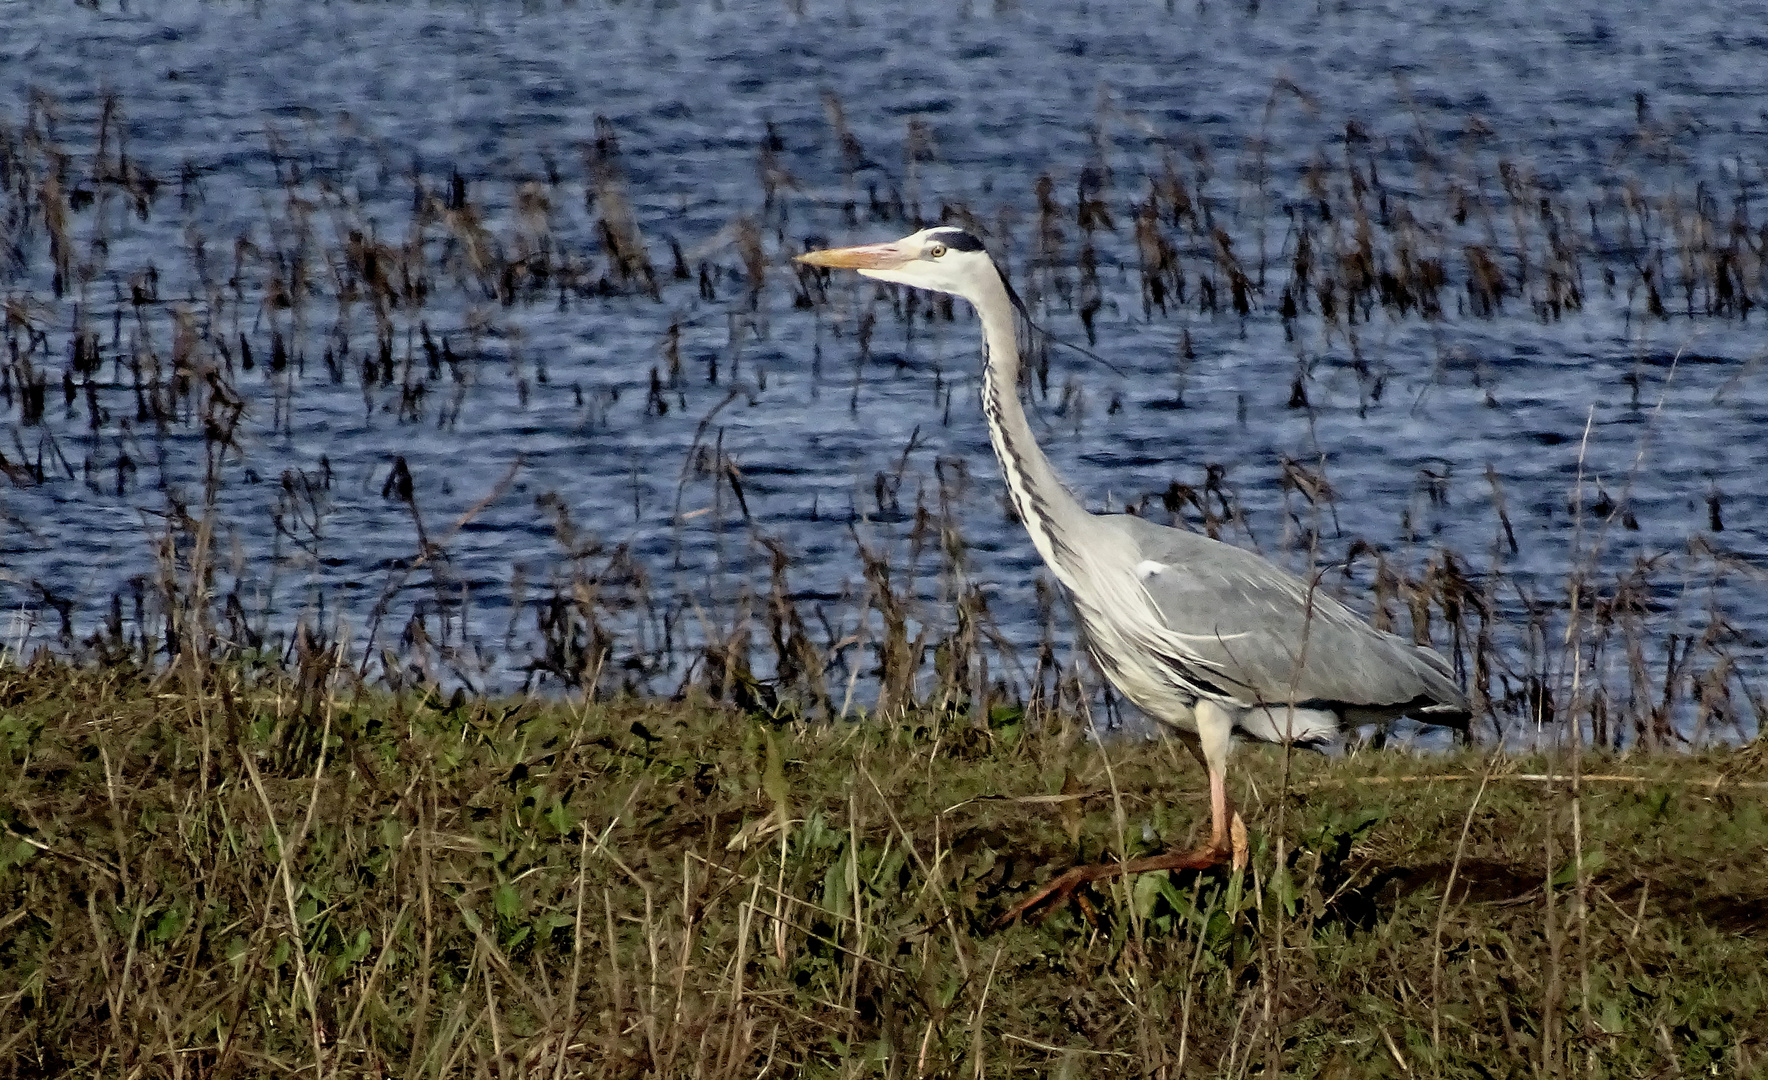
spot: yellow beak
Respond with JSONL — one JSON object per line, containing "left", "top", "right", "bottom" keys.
{"left": 795, "top": 241, "right": 910, "bottom": 270}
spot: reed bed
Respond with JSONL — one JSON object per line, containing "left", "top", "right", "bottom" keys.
{"left": 1, "top": 85, "right": 1762, "bottom": 748}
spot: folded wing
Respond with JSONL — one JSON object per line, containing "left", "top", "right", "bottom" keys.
{"left": 1107, "top": 514, "right": 1469, "bottom": 720}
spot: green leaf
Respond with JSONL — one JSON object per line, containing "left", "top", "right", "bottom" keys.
{"left": 938, "top": 973, "right": 963, "bottom": 1009}
{"left": 494, "top": 882, "right": 522, "bottom": 921}
{"left": 545, "top": 796, "right": 575, "bottom": 837}
{"left": 4, "top": 838, "right": 36, "bottom": 871}
{"left": 332, "top": 929, "right": 373, "bottom": 976}
{"left": 822, "top": 854, "right": 850, "bottom": 920}
{"left": 870, "top": 849, "right": 906, "bottom": 894}
{"left": 1225, "top": 872, "right": 1246, "bottom": 914}
{"left": 1551, "top": 848, "right": 1606, "bottom": 889}
{"left": 227, "top": 936, "right": 250, "bottom": 976}
{"left": 1270, "top": 863, "right": 1298, "bottom": 918}
{"left": 1157, "top": 876, "right": 1190, "bottom": 919}
{"left": 149, "top": 903, "right": 186, "bottom": 945}
{"left": 762, "top": 729, "right": 790, "bottom": 818}
{"left": 0, "top": 713, "right": 40, "bottom": 758}
{"left": 1132, "top": 871, "right": 1164, "bottom": 919}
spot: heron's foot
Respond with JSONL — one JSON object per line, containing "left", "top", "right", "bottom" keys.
{"left": 993, "top": 843, "right": 1234, "bottom": 928}
{"left": 992, "top": 864, "right": 1109, "bottom": 929}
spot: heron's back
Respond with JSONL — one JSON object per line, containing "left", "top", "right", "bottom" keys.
{"left": 1093, "top": 514, "right": 1469, "bottom": 722}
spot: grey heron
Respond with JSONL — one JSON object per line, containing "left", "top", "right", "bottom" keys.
{"left": 798, "top": 226, "right": 1470, "bottom": 922}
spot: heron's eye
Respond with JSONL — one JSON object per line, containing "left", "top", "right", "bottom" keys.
{"left": 929, "top": 242, "right": 947, "bottom": 259}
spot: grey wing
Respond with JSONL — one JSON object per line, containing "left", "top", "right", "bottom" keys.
{"left": 1107, "top": 515, "right": 1468, "bottom": 717}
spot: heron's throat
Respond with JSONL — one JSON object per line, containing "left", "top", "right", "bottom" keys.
{"left": 973, "top": 276, "right": 1088, "bottom": 583}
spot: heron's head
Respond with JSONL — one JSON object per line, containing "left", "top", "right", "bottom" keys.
{"left": 796, "top": 226, "right": 997, "bottom": 301}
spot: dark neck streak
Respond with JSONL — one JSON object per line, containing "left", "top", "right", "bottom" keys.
{"left": 971, "top": 272, "right": 1088, "bottom": 581}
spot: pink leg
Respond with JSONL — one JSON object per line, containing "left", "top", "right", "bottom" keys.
{"left": 995, "top": 713, "right": 1246, "bottom": 927}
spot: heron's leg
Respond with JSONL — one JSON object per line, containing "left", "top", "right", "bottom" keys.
{"left": 1172, "top": 703, "right": 1242, "bottom": 854}
{"left": 994, "top": 703, "right": 1247, "bottom": 927}
{"left": 993, "top": 845, "right": 1231, "bottom": 927}
{"left": 1194, "top": 700, "right": 1247, "bottom": 867}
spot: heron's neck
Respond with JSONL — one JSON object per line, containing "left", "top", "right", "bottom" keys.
{"left": 972, "top": 274, "right": 1089, "bottom": 580}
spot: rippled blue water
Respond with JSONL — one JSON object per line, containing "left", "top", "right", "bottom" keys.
{"left": 1, "top": 0, "right": 1764, "bottom": 731}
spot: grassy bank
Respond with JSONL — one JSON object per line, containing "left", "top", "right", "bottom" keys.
{"left": 1, "top": 662, "right": 1764, "bottom": 1077}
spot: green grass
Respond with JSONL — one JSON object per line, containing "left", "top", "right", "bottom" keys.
{"left": 0, "top": 661, "right": 1764, "bottom": 1077}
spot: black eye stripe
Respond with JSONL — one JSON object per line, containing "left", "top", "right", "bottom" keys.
{"left": 927, "top": 227, "right": 986, "bottom": 252}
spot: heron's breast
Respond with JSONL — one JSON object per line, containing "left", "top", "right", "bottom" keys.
{"left": 1074, "top": 602, "right": 1198, "bottom": 728}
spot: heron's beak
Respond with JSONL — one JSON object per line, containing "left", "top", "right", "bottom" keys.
{"left": 795, "top": 241, "right": 911, "bottom": 271}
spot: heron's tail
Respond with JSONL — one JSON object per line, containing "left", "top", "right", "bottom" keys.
{"left": 1407, "top": 644, "right": 1473, "bottom": 732}
{"left": 1415, "top": 700, "right": 1473, "bottom": 729}
{"left": 1342, "top": 689, "right": 1473, "bottom": 744}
